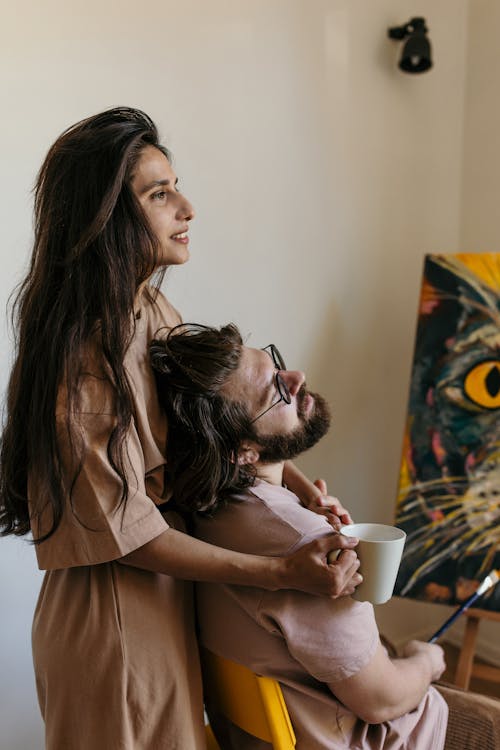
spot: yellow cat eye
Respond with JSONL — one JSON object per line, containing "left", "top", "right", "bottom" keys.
{"left": 464, "top": 360, "right": 500, "bottom": 409}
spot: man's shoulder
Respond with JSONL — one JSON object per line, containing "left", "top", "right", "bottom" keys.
{"left": 249, "top": 480, "right": 334, "bottom": 542}
{"left": 194, "top": 480, "right": 333, "bottom": 557}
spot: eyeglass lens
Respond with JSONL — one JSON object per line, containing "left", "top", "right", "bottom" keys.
{"left": 267, "top": 344, "right": 286, "bottom": 372}
{"left": 250, "top": 345, "right": 292, "bottom": 423}
{"left": 265, "top": 346, "right": 291, "bottom": 405}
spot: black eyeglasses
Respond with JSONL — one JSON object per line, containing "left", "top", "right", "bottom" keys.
{"left": 251, "top": 344, "right": 292, "bottom": 423}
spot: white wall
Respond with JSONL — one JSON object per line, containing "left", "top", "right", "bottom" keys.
{"left": 0, "top": 1, "right": 478, "bottom": 746}
{"left": 461, "top": 0, "right": 500, "bottom": 251}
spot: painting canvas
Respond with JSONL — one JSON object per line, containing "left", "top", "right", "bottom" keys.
{"left": 394, "top": 253, "right": 500, "bottom": 611}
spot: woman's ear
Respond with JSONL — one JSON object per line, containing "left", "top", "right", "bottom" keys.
{"left": 237, "top": 443, "right": 260, "bottom": 466}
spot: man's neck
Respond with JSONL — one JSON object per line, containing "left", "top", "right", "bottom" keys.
{"left": 255, "top": 461, "right": 285, "bottom": 486}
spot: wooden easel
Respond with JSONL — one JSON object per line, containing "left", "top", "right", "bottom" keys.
{"left": 454, "top": 607, "right": 500, "bottom": 689}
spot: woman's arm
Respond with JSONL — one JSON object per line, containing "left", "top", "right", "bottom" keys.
{"left": 283, "top": 462, "right": 353, "bottom": 525}
{"left": 329, "top": 640, "right": 446, "bottom": 724}
{"left": 119, "top": 526, "right": 362, "bottom": 597}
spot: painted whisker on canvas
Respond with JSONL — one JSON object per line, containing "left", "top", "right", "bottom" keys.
{"left": 394, "top": 254, "right": 500, "bottom": 609}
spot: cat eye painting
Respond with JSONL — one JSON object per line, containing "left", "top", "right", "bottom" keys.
{"left": 394, "top": 253, "right": 500, "bottom": 611}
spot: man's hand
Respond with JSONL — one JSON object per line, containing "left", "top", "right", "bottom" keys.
{"left": 305, "top": 479, "right": 353, "bottom": 529}
{"left": 280, "top": 533, "right": 362, "bottom": 598}
{"left": 401, "top": 640, "right": 446, "bottom": 683}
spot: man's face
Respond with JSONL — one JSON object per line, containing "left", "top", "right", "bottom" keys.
{"left": 224, "top": 346, "right": 331, "bottom": 463}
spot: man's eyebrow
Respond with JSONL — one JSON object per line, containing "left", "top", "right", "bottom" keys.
{"left": 139, "top": 178, "right": 178, "bottom": 195}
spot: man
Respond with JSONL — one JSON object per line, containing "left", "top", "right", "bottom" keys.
{"left": 151, "top": 322, "right": 448, "bottom": 749}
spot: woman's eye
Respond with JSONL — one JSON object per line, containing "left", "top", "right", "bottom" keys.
{"left": 464, "top": 360, "right": 500, "bottom": 409}
{"left": 152, "top": 191, "right": 167, "bottom": 201}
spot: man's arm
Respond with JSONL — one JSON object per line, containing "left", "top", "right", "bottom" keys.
{"left": 328, "top": 639, "right": 446, "bottom": 724}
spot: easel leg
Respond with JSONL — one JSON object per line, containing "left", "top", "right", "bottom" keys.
{"left": 454, "top": 616, "right": 479, "bottom": 689}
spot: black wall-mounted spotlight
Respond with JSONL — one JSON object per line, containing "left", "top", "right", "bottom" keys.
{"left": 388, "top": 17, "right": 433, "bottom": 74}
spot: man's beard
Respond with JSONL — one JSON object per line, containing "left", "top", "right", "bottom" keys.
{"left": 252, "top": 386, "right": 331, "bottom": 463}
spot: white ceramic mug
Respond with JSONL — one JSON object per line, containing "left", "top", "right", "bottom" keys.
{"left": 340, "top": 523, "right": 406, "bottom": 604}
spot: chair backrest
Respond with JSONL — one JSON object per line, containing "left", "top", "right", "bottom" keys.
{"left": 200, "top": 646, "right": 296, "bottom": 750}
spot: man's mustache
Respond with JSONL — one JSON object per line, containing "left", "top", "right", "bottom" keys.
{"left": 297, "top": 384, "right": 311, "bottom": 419}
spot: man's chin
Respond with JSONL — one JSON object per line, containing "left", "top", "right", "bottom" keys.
{"left": 256, "top": 393, "right": 331, "bottom": 464}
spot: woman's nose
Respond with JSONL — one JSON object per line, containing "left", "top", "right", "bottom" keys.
{"left": 177, "top": 193, "right": 195, "bottom": 221}
{"left": 281, "top": 369, "right": 305, "bottom": 397}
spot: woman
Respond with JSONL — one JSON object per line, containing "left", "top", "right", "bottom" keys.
{"left": 0, "top": 107, "right": 360, "bottom": 749}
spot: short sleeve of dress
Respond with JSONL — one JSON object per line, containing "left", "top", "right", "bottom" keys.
{"left": 31, "top": 288, "right": 181, "bottom": 570}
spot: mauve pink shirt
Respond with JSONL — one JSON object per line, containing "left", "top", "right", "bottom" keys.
{"left": 195, "top": 479, "right": 448, "bottom": 750}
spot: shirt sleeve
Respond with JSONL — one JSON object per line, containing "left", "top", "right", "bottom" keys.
{"left": 195, "top": 483, "right": 380, "bottom": 684}
{"left": 256, "top": 589, "right": 380, "bottom": 684}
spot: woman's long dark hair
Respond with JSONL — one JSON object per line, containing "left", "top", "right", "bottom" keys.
{"left": 150, "top": 324, "right": 256, "bottom": 514}
{"left": 0, "top": 106, "right": 169, "bottom": 541}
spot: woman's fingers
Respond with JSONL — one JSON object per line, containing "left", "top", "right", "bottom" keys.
{"left": 311, "top": 478, "right": 354, "bottom": 525}
{"left": 284, "top": 534, "right": 361, "bottom": 598}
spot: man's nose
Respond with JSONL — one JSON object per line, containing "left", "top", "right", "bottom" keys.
{"left": 281, "top": 369, "right": 305, "bottom": 397}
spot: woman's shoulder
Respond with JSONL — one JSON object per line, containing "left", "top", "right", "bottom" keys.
{"left": 138, "top": 285, "right": 182, "bottom": 333}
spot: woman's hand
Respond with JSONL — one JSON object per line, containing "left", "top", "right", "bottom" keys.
{"left": 282, "top": 463, "right": 353, "bottom": 529}
{"left": 305, "top": 479, "right": 353, "bottom": 529}
{"left": 279, "top": 533, "right": 362, "bottom": 598}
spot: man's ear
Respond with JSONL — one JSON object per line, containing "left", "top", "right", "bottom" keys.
{"left": 236, "top": 442, "right": 261, "bottom": 466}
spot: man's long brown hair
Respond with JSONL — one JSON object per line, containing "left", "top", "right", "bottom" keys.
{"left": 0, "top": 107, "right": 168, "bottom": 541}
{"left": 151, "top": 323, "right": 256, "bottom": 514}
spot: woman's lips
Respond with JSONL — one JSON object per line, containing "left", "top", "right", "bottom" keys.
{"left": 171, "top": 231, "right": 189, "bottom": 244}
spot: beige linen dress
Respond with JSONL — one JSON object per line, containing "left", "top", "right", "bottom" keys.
{"left": 31, "top": 289, "right": 206, "bottom": 750}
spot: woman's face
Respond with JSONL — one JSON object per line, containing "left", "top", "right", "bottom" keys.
{"left": 130, "top": 145, "right": 195, "bottom": 267}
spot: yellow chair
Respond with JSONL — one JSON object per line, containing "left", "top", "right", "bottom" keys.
{"left": 200, "top": 646, "right": 296, "bottom": 750}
